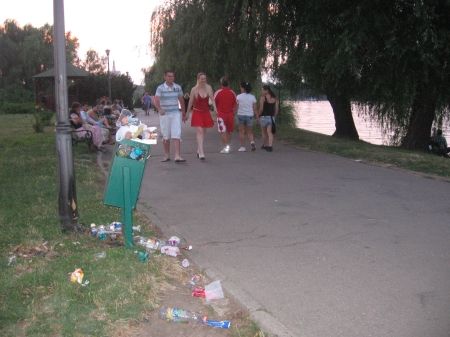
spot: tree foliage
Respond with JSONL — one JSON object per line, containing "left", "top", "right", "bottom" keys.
{"left": 0, "top": 19, "right": 79, "bottom": 103}
{"left": 82, "top": 49, "right": 106, "bottom": 74}
{"left": 269, "top": 0, "right": 450, "bottom": 147}
{"left": 76, "top": 74, "right": 135, "bottom": 108}
{"left": 148, "top": 0, "right": 271, "bottom": 91}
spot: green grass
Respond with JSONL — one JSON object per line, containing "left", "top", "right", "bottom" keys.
{"left": 275, "top": 104, "right": 450, "bottom": 179}
{"left": 0, "top": 115, "right": 163, "bottom": 337}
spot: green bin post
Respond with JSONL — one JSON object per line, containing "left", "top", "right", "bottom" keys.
{"left": 103, "top": 139, "right": 151, "bottom": 248}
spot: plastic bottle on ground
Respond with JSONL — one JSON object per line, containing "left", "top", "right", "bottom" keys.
{"left": 90, "top": 223, "right": 97, "bottom": 237}
{"left": 159, "top": 306, "right": 202, "bottom": 323}
{"left": 160, "top": 245, "right": 180, "bottom": 257}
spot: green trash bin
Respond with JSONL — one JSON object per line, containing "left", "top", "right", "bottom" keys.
{"left": 104, "top": 139, "right": 151, "bottom": 247}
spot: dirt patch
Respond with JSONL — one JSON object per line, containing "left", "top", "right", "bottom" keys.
{"left": 9, "top": 241, "right": 56, "bottom": 259}
{"left": 109, "top": 253, "right": 260, "bottom": 337}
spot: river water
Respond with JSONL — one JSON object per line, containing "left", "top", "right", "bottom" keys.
{"left": 292, "top": 100, "right": 450, "bottom": 146}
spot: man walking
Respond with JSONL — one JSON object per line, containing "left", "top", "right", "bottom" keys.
{"left": 141, "top": 91, "right": 152, "bottom": 116}
{"left": 214, "top": 76, "right": 237, "bottom": 153}
{"left": 154, "top": 71, "right": 186, "bottom": 162}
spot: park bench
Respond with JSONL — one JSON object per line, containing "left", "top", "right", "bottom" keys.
{"left": 71, "top": 128, "right": 93, "bottom": 151}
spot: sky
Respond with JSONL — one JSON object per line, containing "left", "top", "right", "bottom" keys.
{"left": 0, "top": 0, "right": 162, "bottom": 84}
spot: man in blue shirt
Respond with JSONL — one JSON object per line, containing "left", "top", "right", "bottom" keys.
{"left": 141, "top": 92, "right": 152, "bottom": 116}
{"left": 154, "top": 71, "right": 186, "bottom": 162}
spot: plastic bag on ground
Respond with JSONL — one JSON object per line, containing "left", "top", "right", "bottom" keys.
{"left": 205, "top": 280, "right": 224, "bottom": 302}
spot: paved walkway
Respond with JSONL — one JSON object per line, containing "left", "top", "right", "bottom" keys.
{"left": 137, "top": 111, "right": 450, "bottom": 337}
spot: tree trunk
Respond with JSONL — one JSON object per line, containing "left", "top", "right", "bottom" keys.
{"left": 401, "top": 83, "right": 436, "bottom": 150}
{"left": 327, "top": 92, "right": 359, "bottom": 140}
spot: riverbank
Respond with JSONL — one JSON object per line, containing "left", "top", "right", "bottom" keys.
{"left": 276, "top": 105, "right": 450, "bottom": 179}
{"left": 0, "top": 114, "right": 263, "bottom": 337}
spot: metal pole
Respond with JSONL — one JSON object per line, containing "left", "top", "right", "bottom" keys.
{"left": 106, "top": 49, "right": 111, "bottom": 99}
{"left": 54, "top": 0, "right": 78, "bottom": 231}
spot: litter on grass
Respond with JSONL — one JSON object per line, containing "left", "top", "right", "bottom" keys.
{"left": 181, "top": 258, "right": 190, "bottom": 268}
{"left": 192, "top": 280, "right": 225, "bottom": 302}
{"left": 69, "top": 268, "right": 89, "bottom": 286}
{"left": 159, "top": 306, "right": 231, "bottom": 329}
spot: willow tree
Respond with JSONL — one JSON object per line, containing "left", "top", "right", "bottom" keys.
{"left": 358, "top": 0, "right": 450, "bottom": 150}
{"left": 270, "top": 0, "right": 450, "bottom": 146}
{"left": 268, "top": 0, "right": 361, "bottom": 140}
{"left": 148, "top": 0, "right": 271, "bottom": 91}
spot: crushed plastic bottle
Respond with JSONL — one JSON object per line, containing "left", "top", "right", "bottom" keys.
{"left": 160, "top": 245, "right": 180, "bottom": 257}
{"left": 159, "top": 306, "right": 231, "bottom": 329}
{"left": 97, "top": 225, "right": 107, "bottom": 240}
{"left": 181, "top": 258, "right": 190, "bottom": 268}
{"left": 134, "top": 236, "right": 161, "bottom": 251}
{"left": 7, "top": 255, "right": 17, "bottom": 266}
{"left": 159, "top": 306, "right": 202, "bottom": 323}
{"left": 94, "top": 251, "right": 106, "bottom": 260}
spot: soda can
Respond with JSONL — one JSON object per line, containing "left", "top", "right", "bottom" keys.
{"left": 90, "top": 223, "right": 98, "bottom": 237}
{"left": 114, "top": 222, "right": 122, "bottom": 232}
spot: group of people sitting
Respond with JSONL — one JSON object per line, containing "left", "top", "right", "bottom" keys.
{"left": 69, "top": 98, "right": 125, "bottom": 151}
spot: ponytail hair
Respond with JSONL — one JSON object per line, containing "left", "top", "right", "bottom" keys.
{"left": 240, "top": 81, "right": 252, "bottom": 93}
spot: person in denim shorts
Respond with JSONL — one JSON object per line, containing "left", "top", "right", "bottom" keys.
{"left": 236, "top": 81, "right": 257, "bottom": 152}
{"left": 257, "top": 85, "right": 279, "bottom": 152}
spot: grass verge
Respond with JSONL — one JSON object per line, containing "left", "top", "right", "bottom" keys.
{"left": 0, "top": 114, "right": 264, "bottom": 337}
{"left": 275, "top": 103, "right": 450, "bottom": 179}
{"left": 0, "top": 114, "right": 164, "bottom": 336}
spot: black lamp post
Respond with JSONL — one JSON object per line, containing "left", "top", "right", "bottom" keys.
{"left": 54, "top": 0, "right": 78, "bottom": 230}
{"left": 105, "top": 49, "right": 111, "bottom": 99}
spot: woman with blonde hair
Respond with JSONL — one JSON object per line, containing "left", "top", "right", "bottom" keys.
{"left": 186, "top": 72, "right": 216, "bottom": 160}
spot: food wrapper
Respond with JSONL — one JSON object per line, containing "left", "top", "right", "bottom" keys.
{"left": 69, "top": 268, "right": 89, "bottom": 286}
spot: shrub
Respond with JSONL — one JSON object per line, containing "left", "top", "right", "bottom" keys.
{"left": 32, "top": 106, "right": 54, "bottom": 132}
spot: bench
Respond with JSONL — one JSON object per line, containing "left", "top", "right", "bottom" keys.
{"left": 71, "top": 128, "right": 93, "bottom": 151}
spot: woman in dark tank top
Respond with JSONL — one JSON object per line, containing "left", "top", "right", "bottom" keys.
{"left": 257, "top": 85, "right": 279, "bottom": 151}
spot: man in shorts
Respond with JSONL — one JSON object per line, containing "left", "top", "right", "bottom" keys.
{"left": 154, "top": 71, "right": 186, "bottom": 162}
{"left": 214, "top": 76, "right": 237, "bottom": 153}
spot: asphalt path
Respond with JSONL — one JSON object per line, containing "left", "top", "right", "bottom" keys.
{"left": 138, "top": 111, "right": 450, "bottom": 337}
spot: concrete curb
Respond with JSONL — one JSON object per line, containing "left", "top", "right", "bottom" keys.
{"left": 138, "top": 202, "right": 298, "bottom": 337}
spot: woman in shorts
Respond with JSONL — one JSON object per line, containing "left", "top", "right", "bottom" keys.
{"left": 257, "top": 85, "right": 279, "bottom": 152}
{"left": 236, "top": 81, "right": 257, "bottom": 152}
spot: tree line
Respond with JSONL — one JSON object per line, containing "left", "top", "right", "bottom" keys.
{"left": 148, "top": 0, "right": 450, "bottom": 150}
{"left": 0, "top": 19, "right": 135, "bottom": 109}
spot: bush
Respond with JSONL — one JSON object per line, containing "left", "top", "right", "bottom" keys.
{"left": 0, "top": 102, "right": 35, "bottom": 114}
{"left": 32, "top": 106, "right": 54, "bottom": 132}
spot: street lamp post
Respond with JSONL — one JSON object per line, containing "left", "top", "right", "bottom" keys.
{"left": 105, "top": 49, "right": 111, "bottom": 99}
{"left": 54, "top": 0, "right": 78, "bottom": 230}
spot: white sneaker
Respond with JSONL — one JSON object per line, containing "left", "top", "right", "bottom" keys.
{"left": 238, "top": 146, "right": 246, "bottom": 152}
{"left": 220, "top": 146, "right": 230, "bottom": 154}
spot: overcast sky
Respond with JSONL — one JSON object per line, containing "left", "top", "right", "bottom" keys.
{"left": 0, "top": 0, "right": 161, "bottom": 84}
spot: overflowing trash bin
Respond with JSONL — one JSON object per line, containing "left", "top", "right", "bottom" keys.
{"left": 103, "top": 139, "right": 152, "bottom": 248}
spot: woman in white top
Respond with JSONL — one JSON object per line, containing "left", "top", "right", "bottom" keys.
{"left": 236, "top": 81, "right": 257, "bottom": 151}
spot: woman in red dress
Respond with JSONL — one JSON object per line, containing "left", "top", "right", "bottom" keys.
{"left": 186, "top": 72, "right": 216, "bottom": 160}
